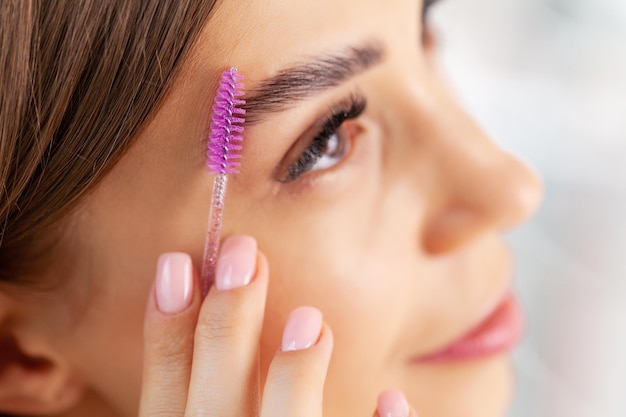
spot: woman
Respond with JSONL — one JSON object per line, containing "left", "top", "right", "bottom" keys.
{"left": 0, "top": 0, "right": 542, "bottom": 416}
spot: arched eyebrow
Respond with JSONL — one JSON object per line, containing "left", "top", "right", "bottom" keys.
{"left": 242, "top": 40, "right": 386, "bottom": 125}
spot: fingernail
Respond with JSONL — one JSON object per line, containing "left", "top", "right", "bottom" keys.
{"left": 377, "top": 389, "right": 410, "bottom": 417}
{"left": 156, "top": 253, "right": 194, "bottom": 315}
{"left": 281, "top": 306, "right": 323, "bottom": 351}
{"left": 215, "top": 235, "right": 257, "bottom": 291}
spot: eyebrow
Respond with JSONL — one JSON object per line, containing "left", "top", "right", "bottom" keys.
{"left": 241, "top": 41, "right": 386, "bottom": 124}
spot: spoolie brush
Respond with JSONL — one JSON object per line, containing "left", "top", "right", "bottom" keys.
{"left": 201, "top": 67, "right": 245, "bottom": 297}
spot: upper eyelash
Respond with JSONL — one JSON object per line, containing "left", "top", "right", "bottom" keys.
{"left": 422, "top": 0, "right": 441, "bottom": 20}
{"left": 282, "top": 94, "right": 367, "bottom": 182}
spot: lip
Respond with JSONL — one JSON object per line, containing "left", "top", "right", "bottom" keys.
{"left": 414, "top": 293, "right": 524, "bottom": 363}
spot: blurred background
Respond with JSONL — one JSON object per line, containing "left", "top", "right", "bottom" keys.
{"left": 431, "top": 0, "right": 626, "bottom": 416}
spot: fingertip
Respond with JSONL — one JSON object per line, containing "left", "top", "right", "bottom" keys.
{"left": 260, "top": 316, "right": 333, "bottom": 417}
{"left": 377, "top": 389, "right": 410, "bottom": 417}
{"left": 281, "top": 307, "right": 323, "bottom": 352}
{"left": 155, "top": 252, "right": 194, "bottom": 315}
{"left": 144, "top": 252, "right": 202, "bottom": 338}
{"left": 139, "top": 253, "right": 200, "bottom": 417}
{"left": 214, "top": 236, "right": 258, "bottom": 291}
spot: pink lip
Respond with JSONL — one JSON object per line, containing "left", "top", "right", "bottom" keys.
{"left": 415, "top": 293, "right": 524, "bottom": 363}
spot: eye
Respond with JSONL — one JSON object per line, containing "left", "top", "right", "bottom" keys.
{"left": 421, "top": 0, "right": 442, "bottom": 48}
{"left": 308, "top": 126, "right": 350, "bottom": 171}
{"left": 421, "top": 0, "right": 441, "bottom": 23}
{"left": 279, "top": 95, "right": 366, "bottom": 183}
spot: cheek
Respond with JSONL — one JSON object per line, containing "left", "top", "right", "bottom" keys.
{"left": 257, "top": 224, "right": 406, "bottom": 412}
{"left": 34, "top": 276, "right": 147, "bottom": 416}
{"left": 240, "top": 187, "right": 414, "bottom": 404}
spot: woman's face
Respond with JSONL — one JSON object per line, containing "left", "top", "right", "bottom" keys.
{"left": 24, "top": 0, "right": 542, "bottom": 416}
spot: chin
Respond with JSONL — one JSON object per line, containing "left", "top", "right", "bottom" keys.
{"left": 407, "top": 354, "right": 515, "bottom": 417}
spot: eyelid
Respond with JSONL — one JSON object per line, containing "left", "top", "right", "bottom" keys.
{"left": 275, "top": 93, "right": 366, "bottom": 182}
{"left": 273, "top": 109, "right": 332, "bottom": 181}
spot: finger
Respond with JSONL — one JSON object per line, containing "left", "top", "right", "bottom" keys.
{"left": 139, "top": 252, "right": 202, "bottom": 417}
{"left": 260, "top": 307, "right": 333, "bottom": 417}
{"left": 374, "top": 389, "right": 417, "bottom": 417}
{"left": 184, "top": 235, "right": 267, "bottom": 417}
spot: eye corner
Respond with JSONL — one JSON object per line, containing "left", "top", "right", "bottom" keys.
{"left": 421, "top": 24, "right": 439, "bottom": 51}
{"left": 420, "top": 0, "right": 443, "bottom": 49}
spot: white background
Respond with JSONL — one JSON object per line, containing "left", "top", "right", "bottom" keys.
{"left": 431, "top": 0, "right": 626, "bottom": 416}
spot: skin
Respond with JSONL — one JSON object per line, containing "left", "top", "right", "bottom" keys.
{"left": 0, "top": 0, "right": 542, "bottom": 416}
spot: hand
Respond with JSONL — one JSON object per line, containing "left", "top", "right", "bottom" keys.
{"left": 138, "top": 235, "right": 417, "bottom": 417}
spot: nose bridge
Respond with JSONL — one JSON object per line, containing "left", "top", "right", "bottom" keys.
{"left": 393, "top": 75, "right": 543, "bottom": 253}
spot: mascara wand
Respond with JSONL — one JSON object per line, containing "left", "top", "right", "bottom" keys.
{"left": 201, "top": 67, "right": 246, "bottom": 297}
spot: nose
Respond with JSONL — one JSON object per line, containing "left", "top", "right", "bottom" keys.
{"left": 399, "top": 81, "right": 543, "bottom": 254}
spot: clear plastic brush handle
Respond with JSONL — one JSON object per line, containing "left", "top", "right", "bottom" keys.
{"left": 201, "top": 173, "right": 228, "bottom": 297}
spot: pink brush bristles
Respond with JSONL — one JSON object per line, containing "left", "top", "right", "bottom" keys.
{"left": 201, "top": 67, "right": 246, "bottom": 297}
{"left": 207, "top": 67, "right": 246, "bottom": 174}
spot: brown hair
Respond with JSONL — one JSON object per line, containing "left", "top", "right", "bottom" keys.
{"left": 0, "top": 0, "right": 217, "bottom": 285}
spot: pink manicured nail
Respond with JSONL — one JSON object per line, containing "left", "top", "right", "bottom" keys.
{"left": 377, "top": 389, "right": 410, "bottom": 417}
{"left": 281, "top": 306, "right": 323, "bottom": 351}
{"left": 215, "top": 236, "right": 257, "bottom": 291}
{"left": 155, "top": 253, "right": 193, "bottom": 315}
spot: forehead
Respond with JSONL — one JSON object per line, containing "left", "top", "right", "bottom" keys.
{"left": 187, "top": 0, "right": 418, "bottom": 85}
